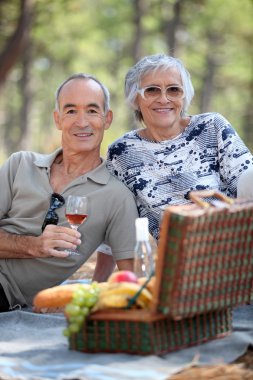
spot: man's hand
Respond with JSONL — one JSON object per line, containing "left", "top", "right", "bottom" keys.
{"left": 0, "top": 225, "right": 81, "bottom": 259}
{"left": 36, "top": 224, "right": 81, "bottom": 258}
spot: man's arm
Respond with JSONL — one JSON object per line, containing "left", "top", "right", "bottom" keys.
{"left": 116, "top": 258, "right": 134, "bottom": 272}
{"left": 92, "top": 251, "right": 116, "bottom": 282}
{"left": 0, "top": 225, "right": 81, "bottom": 259}
{"left": 92, "top": 252, "right": 134, "bottom": 282}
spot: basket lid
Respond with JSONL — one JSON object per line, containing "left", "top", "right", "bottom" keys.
{"left": 151, "top": 194, "right": 253, "bottom": 318}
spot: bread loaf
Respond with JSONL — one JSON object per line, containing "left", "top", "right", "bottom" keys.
{"left": 33, "top": 283, "right": 89, "bottom": 308}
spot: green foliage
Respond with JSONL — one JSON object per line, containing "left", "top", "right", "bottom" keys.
{"left": 0, "top": 0, "right": 253, "bottom": 163}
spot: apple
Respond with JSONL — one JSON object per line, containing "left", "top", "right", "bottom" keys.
{"left": 108, "top": 270, "right": 138, "bottom": 284}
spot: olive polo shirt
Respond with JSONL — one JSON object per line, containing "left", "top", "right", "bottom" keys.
{"left": 0, "top": 149, "right": 138, "bottom": 308}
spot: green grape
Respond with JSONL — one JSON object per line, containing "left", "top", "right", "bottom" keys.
{"left": 80, "top": 306, "right": 89, "bottom": 316}
{"left": 64, "top": 283, "right": 100, "bottom": 337}
{"left": 72, "top": 296, "right": 85, "bottom": 306}
{"left": 68, "top": 314, "right": 82, "bottom": 324}
{"left": 85, "top": 296, "right": 98, "bottom": 307}
{"left": 73, "top": 288, "right": 85, "bottom": 298}
{"left": 63, "top": 328, "right": 71, "bottom": 337}
{"left": 65, "top": 303, "right": 81, "bottom": 317}
{"left": 68, "top": 323, "right": 80, "bottom": 333}
{"left": 74, "top": 313, "right": 86, "bottom": 324}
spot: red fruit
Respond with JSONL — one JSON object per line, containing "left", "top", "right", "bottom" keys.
{"left": 108, "top": 270, "right": 138, "bottom": 284}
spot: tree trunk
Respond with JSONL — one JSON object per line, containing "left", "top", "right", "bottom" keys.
{"left": 199, "top": 55, "right": 217, "bottom": 113}
{"left": 0, "top": 0, "right": 33, "bottom": 86}
{"left": 241, "top": 54, "right": 253, "bottom": 152}
{"left": 199, "top": 32, "right": 220, "bottom": 113}
{"left": 19, "top": 32, "right": 33, "bottom": 150}
{"left": 2, "top": 0, "right": 33, "bottom": 154}
{"left": 131, "top": 0, "right": 146, "bottom": 62}
{"left": 163, "top": 0, "right": 184, "bottom": 55}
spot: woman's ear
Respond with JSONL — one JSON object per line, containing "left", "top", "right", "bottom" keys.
{"left": 134, "top": 108, "right": 143, "bottom": 122}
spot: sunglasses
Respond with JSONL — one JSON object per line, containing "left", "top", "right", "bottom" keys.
{"left": 137, "top": 85, "right": 184, "bottom": 101}
{"left": 41, "top": 193, "right": 65, "bottom": 232}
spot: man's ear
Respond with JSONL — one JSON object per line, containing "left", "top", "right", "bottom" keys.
{"left": 53, "top": 110, "right": 62, "bottom": 130}
{"left": 104, "top": 110, "right": 113, "bottom": 130}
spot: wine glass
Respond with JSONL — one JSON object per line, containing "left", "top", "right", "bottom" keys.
{"left": 65, "top": 195, "right": 88, "bottom": 255}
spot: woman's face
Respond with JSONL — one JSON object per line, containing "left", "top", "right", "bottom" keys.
{"left": 136, "top": 68, "right": 184, "bottom": 131}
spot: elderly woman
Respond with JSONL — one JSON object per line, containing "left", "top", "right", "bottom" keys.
{"left": 106, "top": 53, "right": 253, "bottom": 240}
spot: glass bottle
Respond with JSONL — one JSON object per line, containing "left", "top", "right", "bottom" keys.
{"left": 133, "top": 217, "right": 154, "bottom": 278}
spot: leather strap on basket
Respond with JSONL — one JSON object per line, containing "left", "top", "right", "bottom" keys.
{"left": 189, "top": 190, "right": 234, "bottom": 209}
{"left": 126, "top": 270, "right": 155, "bottom": 309}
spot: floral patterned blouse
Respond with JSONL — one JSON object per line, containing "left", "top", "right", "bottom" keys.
{"left": 106, "top": 112, "right": 253, "bottom": 240}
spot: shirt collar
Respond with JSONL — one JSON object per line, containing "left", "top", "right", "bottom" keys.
{"left": 34, "top": 148, "right": 110, "bottom": 185}
{"left": 34, "top": 148, "right": 62, "bottom": 168}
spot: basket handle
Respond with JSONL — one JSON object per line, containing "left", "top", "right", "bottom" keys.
{"left": 189, "top": 190, "right": 234, "bottom": 209}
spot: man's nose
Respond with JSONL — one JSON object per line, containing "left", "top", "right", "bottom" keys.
{"left": 76, "top": 111, "right": 90, "bottom": 125}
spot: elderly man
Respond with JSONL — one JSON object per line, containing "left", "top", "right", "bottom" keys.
{"left": 0, "top": 73, "right": 138, "bottom": 312}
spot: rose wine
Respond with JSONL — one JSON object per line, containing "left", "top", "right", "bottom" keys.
{"left": 66, "top": 213, "right": 88, "bottom": 226}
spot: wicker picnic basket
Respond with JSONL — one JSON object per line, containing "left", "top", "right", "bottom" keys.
{"left": 68, "top": 190, "right": 253, "bottom": 355}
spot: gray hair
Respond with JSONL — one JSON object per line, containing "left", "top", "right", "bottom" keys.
{"left": 55, "top": 73, "right": 110, "bottom": 113}
{"left": 125, "top": 54, "right": 194, "bottom": 121}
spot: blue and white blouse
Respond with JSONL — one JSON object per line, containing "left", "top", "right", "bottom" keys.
{"left": 107, "top": 112, "right": 253, "bottom": 240}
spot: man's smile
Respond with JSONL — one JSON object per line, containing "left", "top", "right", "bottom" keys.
{"left": 74, "top": 132, "right": 94, "bottom": 137}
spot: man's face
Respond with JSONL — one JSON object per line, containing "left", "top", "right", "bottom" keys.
{"left": 54, "top": 78, "right": 112, "bottom": 154}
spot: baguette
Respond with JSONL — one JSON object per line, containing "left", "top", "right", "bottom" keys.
{"left": 33, "top": 283, "right": 89, "bottom": 308}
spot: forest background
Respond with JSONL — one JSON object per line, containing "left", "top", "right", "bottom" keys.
{"left": 0, "top": 0, "right": 253, "bottom": 164}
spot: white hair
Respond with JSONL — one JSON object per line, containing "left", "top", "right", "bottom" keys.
{"left": 125, "top": 54, "right": 194, "bottom": 121}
